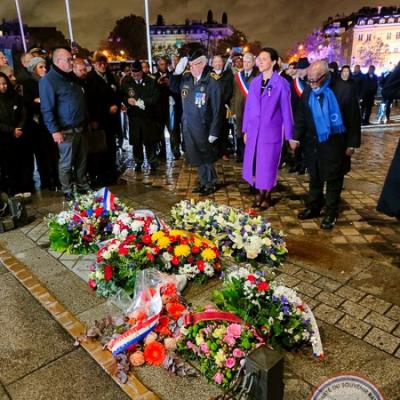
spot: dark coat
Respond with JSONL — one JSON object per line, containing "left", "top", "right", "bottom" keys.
{"left": 294, "top": 77, "right": 361, "bottom": 181}
{"left": 86, "top": 69, "right": 120, "bottom": 130}
{"left": 170, "top": 66, "right": 221, "bottom": 165}
{"left": 352, "top": 72, "right": 364, "bottom": 98}
{"left": 211, "top": 69, "right": 233, "bottom": 106}
{"left": 382, "top": 65, "right": 400, "bottom": 100}
{"left": 361, "top": 73, "right": 378, "bottom": 99}
{"left": 377, "top": 139, "right": 400, "bottom": 218}
{"left": 121, "top": 74, "right": 160, "bottom": 144}
{"left": 153, "top": 71, "right": 171, "bottom": 122}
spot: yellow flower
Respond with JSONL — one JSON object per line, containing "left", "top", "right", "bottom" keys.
{"left": 193, "top": 237, "right": 203, "bottom": 247}
{"left": 157, "top": 236, "right": 171, "bottom": 249}
{"left": 174, "top": 244, "right": 191, "bottom": 257}
{"left": 212, "top": 326, "right": 227, "bottom": 339}
{"left": 201, "top": 248, "right": 216, "bottom": 261}
{"left": 151, "top": 231, "right": 165, "bottom": 241}
{"left": 195, "top": 333, "right": 204, "bottom": 346}
{"left": 215, "top": 349, "right": 226, "bottom": 367}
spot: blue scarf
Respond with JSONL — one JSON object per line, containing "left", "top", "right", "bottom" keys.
{"left": 308, "top": 75, "right": 345, "bottom": 143}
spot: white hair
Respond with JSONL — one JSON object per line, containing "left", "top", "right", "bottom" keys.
{"left": 243, "top": 52, "right": 255, "bottom": 62}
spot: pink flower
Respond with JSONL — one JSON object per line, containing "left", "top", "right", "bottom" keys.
{"left": 227, "top": 324, "right": 242, "bottom": 338}
{"left": 225, "top": 357, "right": 236, "bottom": 368}
{"left": 223, "top": 335, "right": 236, "bottom": 347}
{"left": 200, "top": 342, "right": 210, "bottom": 354}
{"left": 233, "top": 348, "right": 245, "bottom": 358}
{"left": 213, "top": 372, "right": 224, "bottom": 385}
{"left": 187, "top": 341, "right": 194, "bottom": 350}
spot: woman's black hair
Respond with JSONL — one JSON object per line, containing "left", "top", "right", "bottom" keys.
{"left": 259, "top": 47, "right": 279, "bottom": 62}
{"left": 0, "top": 72, "right": 15, "bottom": 96}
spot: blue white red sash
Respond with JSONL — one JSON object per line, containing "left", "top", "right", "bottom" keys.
{"left": 293, "top": 77, "right": 306, "bottom": 98}
{"left": 235, "top": 71, "right": 250, "bottom": 97}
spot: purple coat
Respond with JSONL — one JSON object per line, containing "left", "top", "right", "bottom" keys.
{"left": 242, "top": 72, "right": 294, "bottom": 190}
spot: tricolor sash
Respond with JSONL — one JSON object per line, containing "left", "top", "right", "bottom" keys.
{"left": 235, "top": 71, "right": 250, "bottom": 97}
{"left": 293, "top": 77, "right": 306, "bottom": 98}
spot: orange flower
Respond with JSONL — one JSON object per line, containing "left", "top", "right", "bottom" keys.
{"left": 144, "top": 341, "right": 166, "bottom": 365}
{"left": 154, "top": 315, "right": 172, "bottom": 336}
{"left": 166, "top": 302, "right": 186, "bottom": 320}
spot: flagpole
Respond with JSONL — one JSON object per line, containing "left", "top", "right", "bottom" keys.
{"left": 144, "top": 0, "right": 153, "bottom": 72}
{"left": 64, "top": 0, "right": 75, "bottom": 47}
{"left": 14, "top": 0, "right": 27, "bottom": 52}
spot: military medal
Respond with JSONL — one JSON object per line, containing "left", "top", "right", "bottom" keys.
{"left": 128, "top": 88, "right": 135, "bottom": 97}
{"left": 195, "top": 92, "right": 206, "bottom": 108}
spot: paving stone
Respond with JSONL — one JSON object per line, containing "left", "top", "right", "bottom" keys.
{"left": 279, "top": 263, "right": 301, "bottom": 276}
{"left": 7, "top": 349, "right": 130, "bottom": 400}
{"left": 364, "top": 327, "right": 400, "bottom": 354}
{"left": 276, "top": 273, "right": 300, "bottom": 288}
{"left": 295, "top": 281, "right": 322, "bottom": 298}
{"left": 316, "top": 291, "right": 346, "bottom": 308}
{"left": 364, "top": 311, "right": 398, "bottom": 333}
{"left": 313, "top": 303, "right": 344, "bottom": 325}
{"left": 340, "top": 300, "right": 370, "bottom": 319}
{"left": 336, "top": 285, "right": 366, "bottom": 302}
{"left": 386, "top": 305, "right": 400, "bottom": 322}
{"left": 359, "top": 294, "right": 392, "bottom": 314}
{"left": 297, "top": 293, "right": 319, "bottom": 310}
{"left": 393, "top": 325, "right": 400, "bottom": 338}
{"left": 314, "top": 276, "right": 342, "bottom": 292}
{"left": 72, "top": 260, "right": 93, "bottom": 282}
{"left": 294, "top": 269, "right": 321, "bottom": 283}
{"left": 337, "top": 314, "right": 372, "bottom": 338}
{"left": 395, "top": 347, "right": 400, "bottom": 359}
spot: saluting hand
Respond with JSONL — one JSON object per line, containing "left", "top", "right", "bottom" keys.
{"left": 127, "top": 98, "right": 136, "bottom": 106}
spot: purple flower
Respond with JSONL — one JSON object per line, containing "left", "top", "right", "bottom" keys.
{"left": 283, "top": 305, "right": 290, "bottom": 316}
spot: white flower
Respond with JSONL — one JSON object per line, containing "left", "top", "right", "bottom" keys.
{"left": 102, "top": 250, "right": 111, "bottom": 260}
{"left": 95, "top": 270, "right": 104, "bottom": 280}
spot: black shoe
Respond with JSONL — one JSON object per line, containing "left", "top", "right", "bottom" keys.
{"left": 320, "top": 214, "right": 337, "bottom": 230}
{"left": 297, "top": 168, "right": 306, "bottom": 175}
{"left": 64, "top": 193, "right": 74, "bottom": 202}
{"left": 200, "top": 185, "right": 217, "bottom": 196}
{"left": 192, "top": 185, "right": 204, "bottom": 193}
{"left": 298, "top": 208, "right": 321, "bottom": 220}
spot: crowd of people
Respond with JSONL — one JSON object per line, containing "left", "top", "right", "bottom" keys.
{"left": 0, "top": 45, "right": 399, "bottom": 227}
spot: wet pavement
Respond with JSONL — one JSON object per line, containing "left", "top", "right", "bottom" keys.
{"left": 0, "top": 120, "right": 399, "bottom": 399}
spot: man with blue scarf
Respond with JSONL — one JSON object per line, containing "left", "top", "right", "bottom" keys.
{"left": 294, "top": 61, "right": 361, "bottom": 229}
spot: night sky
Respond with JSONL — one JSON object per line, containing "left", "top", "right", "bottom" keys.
{"left": 0, "top": 0, "right": 396, "bottom": 55}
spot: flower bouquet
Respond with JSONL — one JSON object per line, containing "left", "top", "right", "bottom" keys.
{"left": 213, "top": 267, "right": 316, "bottom": 351}
{"left": 79, "top": 271, "right": 197, "bottom": 383}
{"left": 177, "top": 313, "right": 263, "bottom": 388}
{"left": 90, "top": 229, "right": 222, "bottom": 297}
{"left": 170, "top": 200, "right": 287, "bottom": 267}
{"left": 48, "top": 188, "right": 129, "bottom": 254}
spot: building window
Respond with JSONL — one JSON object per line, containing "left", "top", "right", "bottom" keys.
{"left": 396, "top": 32, "right": 400, "bottom": 39}
{"left": 379, "top": 18, "right": 385, "bottom": 24}
{"left": 387, "top": 32, "right": 392, "bottom": 39}
{"left": 388, "top": 17, "right": 394, "bottom": 23}
{"left": 367, "top": 19, "right": 373, "bottom": 25}
{"left": 366, "top": 34, "right": 372, "bottom": 41}
{"left": 358, "top": 33, "right": 363, "bottom": 41}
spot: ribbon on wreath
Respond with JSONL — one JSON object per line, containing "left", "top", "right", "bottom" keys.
{"left": 96, "top": 187, "right": 115, "bottom": 212}
{"left": 184, "top": 308, "right": 244, "bottom": 326}
{"left": 132, "top": 209, "right": 169, "bottom": 231}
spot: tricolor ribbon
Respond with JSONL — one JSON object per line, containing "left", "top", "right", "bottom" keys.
{"left": 96, "top": 187, "right": 115, "bottom": 212}
{"left": 133, "top": 209, "right": 169, "bottom": 231}
{"left": 293, "top": 77, "right": 306, "bottom": 98}
{"left": 235, "top": 70, "right": 250, "bottom": 97}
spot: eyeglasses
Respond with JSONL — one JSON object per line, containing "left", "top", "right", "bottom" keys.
{"left": 306, "top": 73, "right": 327, "bottom": 84}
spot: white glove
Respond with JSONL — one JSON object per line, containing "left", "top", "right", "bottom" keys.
{"left": 208, "top": 135, "right": 218, "bottom": 143}
{"left": 135, "top": 98, "right": 145, "bottom": 110}
{"left": 174, "top": 56, "right": 188, "bottom": 75}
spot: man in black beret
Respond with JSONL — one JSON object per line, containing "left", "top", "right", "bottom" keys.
{"left": 120, "top": 60, "right": 160, "bottom": 172}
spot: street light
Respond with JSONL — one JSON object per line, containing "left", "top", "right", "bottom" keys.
{"left": 243, "top": 46, "right": 249, "bottom": 52}
{"left": 120, "top": 50, "right": 125, "bottom": 55}
{"left": 103, "top": 50, "right": 109, "bottom": 56}
{"left": 298, "top": 44, "right": 304, "bottom": 51}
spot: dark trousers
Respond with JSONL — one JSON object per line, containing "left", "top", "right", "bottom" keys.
{"left": 198, "top": 163, "right": 218, "bottom": 187}
{"left": 307, "top": 173, "right": 344, "bottom": 215}
{"left": 361, "top": 96, "right": 375, "bottom": 123}
{"left": 131, "top": 130, "right": 156, "bottom": 166}
{"left": 58, "top": 130, "right": 90, "bottom": 195}
{"left": 218, "top": 117, "right": 230, "bottom": 157}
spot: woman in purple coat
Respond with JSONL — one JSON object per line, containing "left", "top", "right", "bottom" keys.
{"left": 242, "top": 48, "right": 297, "bottom": 209}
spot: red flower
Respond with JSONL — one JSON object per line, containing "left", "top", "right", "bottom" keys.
{"left": 94, "top": 207, "right": 104, "bottom": 217}
{"left": 126, "top": 234, "right": 136, "bottom": 244}
{"left": 188, "top": 256, "right": 194, "bottom": 264}
{"left": 162, "top": 283, "right": 177, "bottom": 298}
{"left": 166, "top": 302, "right": 186, "bottom": 320}
{"left": 154, "top": 315, "right": 170, "bottom": 335}
{"left": 88, "top": 279, "right": 97, "bottom": 289}
{"left": 118, "top": 246, "right": 129, "bottom": 256}
{"left": 191, "top": 246, "right": 200, "bottom": 254}
{"left": 136, "top": 243, "right": 143, "bottom": 250}
{"left": 146, "top": 252, "right": 155, "bottom": 262}
{"left": 153, "top": 246, "right": 160, "bottom": 254}
{"left": 127, "top": 344, "right": 137, "bottom": 353}
{"left": 104, "top": 265, "right": 113, "bottom": 281}
{"left": 257, "top": 282, "right": 269, "bottom": 292}
{"left": 197, "top": 260, "right": 205, "bottom": 272}
{"left": 144, "top": 341, "right": 166, "bottom": 365}
{"left": 142, "top": 234, "right": 152, "bottom": 244}
{"left": 167, "top": 246, "right": 174, "bottom": 253}
{"left": 297, "top": 304, "right": 305, "bottom": 312}
{"left": 214, "top": 262, "right": 221, "bottom": 270}
{"left": 247, "top": 275, "right": 256, "bottom": 283}
{"left": 171, "top": 256, "right": 180, "bottom": 266}
{"left": 80, "top": 210, "right": 87, "bottom": 217}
